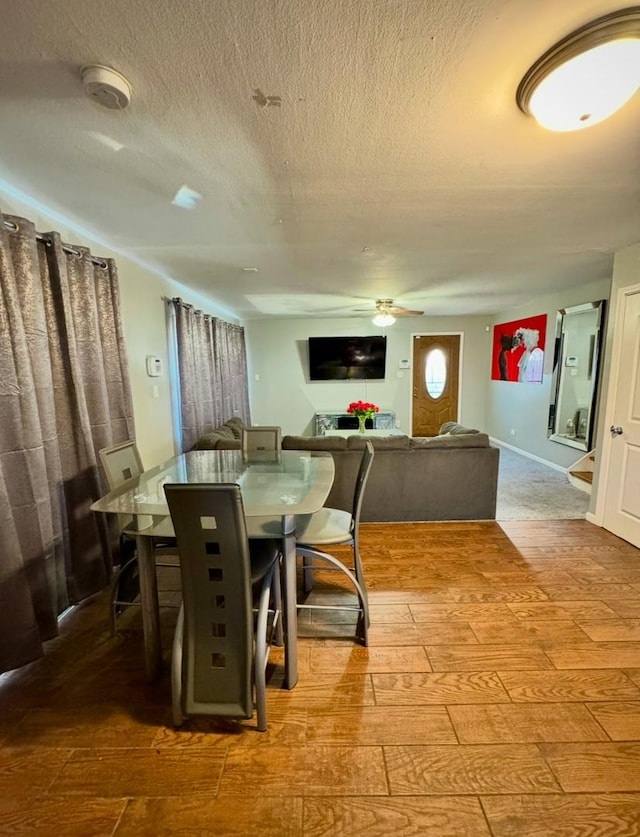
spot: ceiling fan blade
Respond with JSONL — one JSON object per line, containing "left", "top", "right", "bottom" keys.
{"left": 353, "top": 299, "right": 424, "bottom": 316}
{"left": 389, "top": 306, "right": 424, "bottom": 316}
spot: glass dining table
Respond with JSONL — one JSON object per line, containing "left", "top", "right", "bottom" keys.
{"left": 90, "top": 448, "right": 335, "bottom": 689}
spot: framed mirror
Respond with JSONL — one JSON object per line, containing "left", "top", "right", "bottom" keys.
{"left": 548, "top": 300, "right": 606, "bottom": 451}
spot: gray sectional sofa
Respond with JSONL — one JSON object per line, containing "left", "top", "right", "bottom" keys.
{"left": 194, "top": 419, "right": 499, "bottom": 522}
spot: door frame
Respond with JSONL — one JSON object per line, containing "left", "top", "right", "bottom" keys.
{"left": 589, "top": 281, "right": 640, "bottom": 530}
{"left": 409, "top": 331, "right": 464, "bottom": 436}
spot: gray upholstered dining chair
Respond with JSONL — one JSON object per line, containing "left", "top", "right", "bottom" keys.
{"left": 99, "top": 440, "right": 179, "bottom": 636}
{"left": 241, "top": 426, "right": 282, "bottom": 455}
{"left": 164, "top": 483, "right": 282, "bottom": 732}
{"left": 295, "top": 440, "right": 374, "bottom": 645}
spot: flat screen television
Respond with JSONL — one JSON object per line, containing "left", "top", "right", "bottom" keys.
{"left": 308, "top": 336, "right": 387, "bottom": 380}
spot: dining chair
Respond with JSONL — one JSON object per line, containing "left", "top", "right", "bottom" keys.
{"left": 99, "top": 440, "right": 179, "bottom": 636}
{"left": 164, "top": 483, "right": 282, "bottom": 732}
{"left": 241, "top": 426, "right": 282, "bottom": 454}
{"left": 295, "top": 440, "right": 374, "bottom": 645}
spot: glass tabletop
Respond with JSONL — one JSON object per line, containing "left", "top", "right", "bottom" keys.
{"left": 91, "top": 449, "right": 335, "bottom": 519}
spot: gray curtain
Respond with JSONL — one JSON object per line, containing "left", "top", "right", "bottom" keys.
{"left": 0, "top": 212, "right": 134, "bottom": 673}
{"left": 170, "top": 298, "right": 250, "bottom": 451}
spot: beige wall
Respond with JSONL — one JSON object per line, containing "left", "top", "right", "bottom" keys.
{"left": 245, "top": 315, "right": 490, "bottom": 435}
{"left": 0, "top": 191, "right": 228, "bottom": 467}
{"left": 485, "top": 277, "right": 611, "bottom": 469}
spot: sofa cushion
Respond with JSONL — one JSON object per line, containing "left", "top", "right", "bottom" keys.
{"left": 411, "top": 433, "right": 490, "bottom": 449}
{"left": 194, "top": 429, "right": 233, "bottom": 450}
{"left": 439, "top": 421, "right": 480, "bottom": 435}
{"left": 347, "top": 434, "right": 410, "bottom": 450}
{"left": 225, "top": 416, "right": 246, "bottom": 438}
{"left": 282, "top": 435, "right": 348, "bottom": 451}
{"left": 217, "top": 437, "right": 242, "bottom": 449}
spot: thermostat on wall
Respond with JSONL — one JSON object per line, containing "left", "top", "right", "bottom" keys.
{"left": 399, "top": 359, "right": 411, "bottom": 369}
{"left": 146, "top": 356, "right": 163, "bottom": 377}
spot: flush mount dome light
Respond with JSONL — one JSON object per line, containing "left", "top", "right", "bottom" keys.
{"left": 516, "top": 7, "right": 640, "bottom": 131}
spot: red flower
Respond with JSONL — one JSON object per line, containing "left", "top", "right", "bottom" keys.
{"left": 347, "top": 401, "right": 380, "bottom": 417}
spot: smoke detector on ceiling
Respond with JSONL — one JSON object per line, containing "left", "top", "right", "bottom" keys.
{"left": 81, "top": 64, "right": 132, "bottom": 110}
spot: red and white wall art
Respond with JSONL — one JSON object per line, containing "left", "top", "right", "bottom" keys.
{"left": 491, "top": 314, "right": 548, "bottom": 384}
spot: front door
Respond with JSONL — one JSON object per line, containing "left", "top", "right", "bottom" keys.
{"left": 602, "top": 287, "right": 640, "bottom": 547}
{"left": 412, "top": 334, "right": 460, "bottom": 436}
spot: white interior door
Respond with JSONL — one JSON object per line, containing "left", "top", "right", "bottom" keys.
{"left": 602, "top": 287, "right": 640, "bottom": 547}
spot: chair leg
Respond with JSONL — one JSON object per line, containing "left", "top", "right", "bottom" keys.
{"left": 254, "top": 564, "right": 275, "bottom": 732}
{"left": 302, "top": 555, "right": 315, "bottom": 593}
{"left": 273, "top": 557, "right": 284, "bottom": 647}
{"left": 171, "top": 604, "right": 185, "bottom": 728}
{"left": 352, "top": 545, "right": 370, "bottom": 629}
{"left": 109, "top": 555, "right": 140, "bottom": 637}
{"left": 296, "top": 546, "right": 369, "bottom": 645}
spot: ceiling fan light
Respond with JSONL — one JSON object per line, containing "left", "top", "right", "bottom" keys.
{"left": 517, "top": 9, "right": 640, "bottom": 131}
{"left": 373, "top": 313, "right": 395, "bottom": 327}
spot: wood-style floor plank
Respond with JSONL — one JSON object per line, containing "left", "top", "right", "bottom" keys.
{"left": 385, "top": 744, "right": 561, "bottom": 794}
{"left": 307, "top": 645, "right": 431, "bottom": 673}
{"left": 538, "top": 742, "right": 640, "bottom": 791}
{"left": 218, "top": 745, "right": 389, "bottom": 796}
{"left": 587, "top": 701, "right": 640, "bottom": 740}
{"left": 0, "top": 796, "right": 126, "bottom": 837}
{"left": 497, "top": 668, "right": 640, "bottom": 702}
{"left": 1, "top": 519, "right": 639, "bottom": 835}
{"left": 305, "top": 705, "right": 456, "bottom": 746}
{"left": 481, "top": 793, "right": 640, "bottom": 837}
{"left": 303, "top": 796, "right": 492, "bottom": 837}
{"left": 448, "top": 702, "right": 609, "bottom": 743}
{"left": 115, "top": 796, "right": 304, "bottom": 836}
{"left": 50, "top": 748, "right": 227, "bottom": 797}
{"left": 372, "top": 671, "right": 511, "bottom": 705}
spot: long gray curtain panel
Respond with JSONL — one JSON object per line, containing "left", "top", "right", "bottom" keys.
{"left": 171, "top": 298, "right": 250, "bottom": 452}
{"left": 0, "top": 212, "right": 134, "bottom": 673}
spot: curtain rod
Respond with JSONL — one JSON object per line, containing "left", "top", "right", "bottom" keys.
{"left": 3, "top": 219, "right": 108, "bottom": 269}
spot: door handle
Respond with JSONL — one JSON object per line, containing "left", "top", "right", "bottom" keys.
{"left": 610, "top": 425, "right": 623, "bottom": 436}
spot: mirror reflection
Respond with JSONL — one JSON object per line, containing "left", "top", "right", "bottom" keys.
{"left": 548, "top": 300, "right": 605, "bottom": 452}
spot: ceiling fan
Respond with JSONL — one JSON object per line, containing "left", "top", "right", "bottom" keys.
{"left": 358, "top": 298, "right": 424, "bottom": 326}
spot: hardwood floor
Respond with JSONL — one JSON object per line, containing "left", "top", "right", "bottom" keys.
{"left": 2, "top": 520, "right": 640, "bottom": 835}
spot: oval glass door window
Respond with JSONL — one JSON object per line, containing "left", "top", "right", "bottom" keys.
{"left": 425, "top": 348, "right": 447, "bottom": 398}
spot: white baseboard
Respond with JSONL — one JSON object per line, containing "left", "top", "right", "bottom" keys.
{"left": 490, "top": 437, "right": 567, "bottom": 474}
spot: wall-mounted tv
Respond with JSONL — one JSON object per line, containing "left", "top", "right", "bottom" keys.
{"left": 308, "top": 336, "right": 387, "bottom": 380}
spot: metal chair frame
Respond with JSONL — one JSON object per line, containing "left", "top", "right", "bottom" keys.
{"left": 295, "top": 441, "right": 374, "bottom": 645}
{"left": 99, "top": 440, "right": 179, "bottom": 636}
{"left": 165, "top": 483, "right": 282, "bottom": 732}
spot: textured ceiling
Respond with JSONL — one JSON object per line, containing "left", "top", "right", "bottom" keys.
{"left": 1, "top": 0, "right": 639, "bottom": 319}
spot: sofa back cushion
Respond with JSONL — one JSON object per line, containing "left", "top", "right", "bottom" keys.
{"left": 439, "top": 421, "right": 480, "bottom": 435}
{"left": 282, "top": 435, "right": 348, "bottom": 451}
{"left": 225, "top": 417, "right": 246, "bottom": 439}
{"left": 347, "top": 434, "right": 410, "bottom": 450}
{"left": 411, "top": 433, "right": 490, "bottom": 449}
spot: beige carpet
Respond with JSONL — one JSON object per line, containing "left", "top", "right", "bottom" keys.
{"left": 495, "top": 445, "right": 590, "bottom": 521}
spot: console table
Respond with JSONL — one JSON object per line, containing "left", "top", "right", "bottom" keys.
{"left": 315, "top": 410, "right": 396, "bottom": 435}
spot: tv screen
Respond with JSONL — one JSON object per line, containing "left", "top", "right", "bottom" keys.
{"left": 308, "top": 336, "right": 387, "bottom": 380}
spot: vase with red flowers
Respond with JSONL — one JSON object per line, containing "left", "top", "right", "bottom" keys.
{"left": 347, "top": 400, "right": 380, "bottom": 433}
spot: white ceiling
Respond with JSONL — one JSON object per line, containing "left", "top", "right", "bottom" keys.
{"left": 2, "top": 0, "right": 639, "bottom": 320}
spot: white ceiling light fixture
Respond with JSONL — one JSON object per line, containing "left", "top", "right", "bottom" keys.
{"left": 372, "top": 312, "right": 396, "bottom": 327}
{"left": 516, "top": 7, "right": 640, "bottom": 131}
